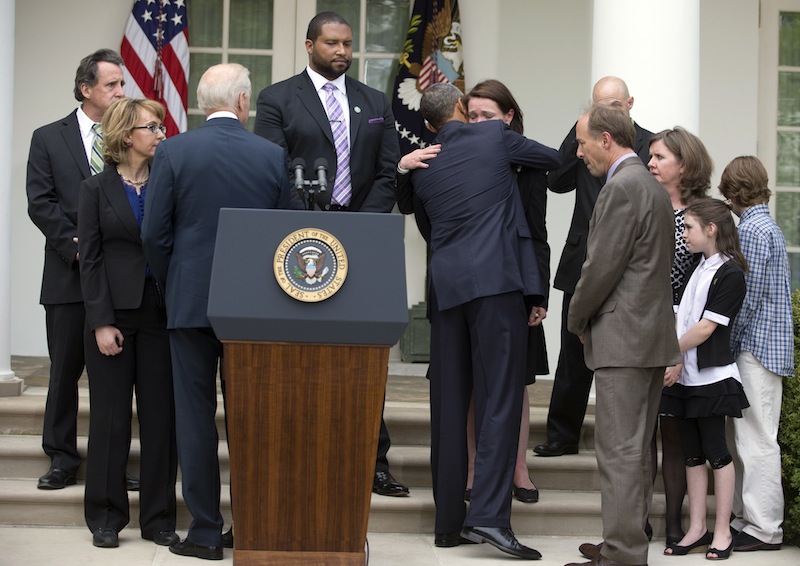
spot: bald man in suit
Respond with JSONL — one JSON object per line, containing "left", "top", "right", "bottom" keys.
{"left": 535, "top": 76, "right": 654, "bottom": 458}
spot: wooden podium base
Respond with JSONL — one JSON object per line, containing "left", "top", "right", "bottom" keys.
{"left": 222, "top": 341, "right": 389, "bottom": 565}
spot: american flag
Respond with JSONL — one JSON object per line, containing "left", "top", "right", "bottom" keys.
{"left": 121, "top": 0, "right": 189, "bottom": 137}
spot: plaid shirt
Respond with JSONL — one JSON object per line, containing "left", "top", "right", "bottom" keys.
{"left": 730, "top": 204, "right": 794, "bottom": 376}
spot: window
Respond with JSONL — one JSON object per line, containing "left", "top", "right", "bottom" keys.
{"left": 316, "top": 0, "right": 410, "bottom": 96}
{"left": 186, "top": 0, "right": 409, "bottom": 130}
{"left": 760, "top": 0, "right": 800, "bottom": 290}
{"left": 188, "top": 0, "right": 290, "bottom": 130}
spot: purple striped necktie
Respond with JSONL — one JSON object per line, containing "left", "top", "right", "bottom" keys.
{"left": 323, "top": 83, "right": 352, "bottom": 206}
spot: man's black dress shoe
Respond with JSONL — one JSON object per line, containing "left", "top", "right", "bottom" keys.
{"left": 92, "top": 527, "right": 119, "bottom": 548}
{"left": 37, "top": 467, "right": 76, "bottom": 490}
{"left": 533, "top": 440, "right": 579, "bottom": 457}
{"left": 372, "top": 470, "right": 409, "bottom": 497}
{"left": 221, "top": 527, "right": 233, "bottom": 548}
{"left": 513, "top": 485, "right": 540, "bottom": 503}
{"left": 461, "top": 526, "right": 542, "bottom": 560}
{"left": 434, "top": 532, "right": 477, "bottom": 547}
{"left": 144, "top": 530, "right": 180, "bottom": 546}
{"left": 169, "top": 538, "right": 223, "bottom": 560}
{"left": 126, "top": 473, "right": 140, "bottom": 491}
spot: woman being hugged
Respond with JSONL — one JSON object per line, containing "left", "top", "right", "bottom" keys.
{"left": 461, "top": 79, "right": 550, "bottom": 504}
{"left": 661, "top": 198, "right": 749, "bottom": 560}
{"left": 78, "top": 98, "right": 177, "bottom": 549}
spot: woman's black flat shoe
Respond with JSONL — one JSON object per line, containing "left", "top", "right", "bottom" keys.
{"left": 664, "top": 531, "right": 713, "bottom": 555}
{"left": 512, "top": 485, "right": 539, "bottom": 503}
{"left": 706, "top": 540, "right": 734, "bottom": 561}
{"left": 666, "top": 534, "right": 685, "bottom": 547}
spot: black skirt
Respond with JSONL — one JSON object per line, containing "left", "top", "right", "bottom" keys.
{"left": 659, "top": 377, "right": 750, "bottom": 419}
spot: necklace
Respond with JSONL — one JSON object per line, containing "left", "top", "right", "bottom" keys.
{"left": 116, "top": 166, "right": 149, "bottom": 186}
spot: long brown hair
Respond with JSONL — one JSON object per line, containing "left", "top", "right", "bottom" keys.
{"left": 684, "top": 198, "right": 748, "bottom": 272}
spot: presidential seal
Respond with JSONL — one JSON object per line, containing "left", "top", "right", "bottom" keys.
{"left": 273, "top": 228, "right": 348, "bottom": 302}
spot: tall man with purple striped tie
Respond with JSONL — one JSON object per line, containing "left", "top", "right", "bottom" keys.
{"left": 254, "top": 12, "right": 406, "bottom": 497}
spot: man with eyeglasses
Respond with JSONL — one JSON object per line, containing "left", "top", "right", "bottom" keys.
{"left": 25, "top": 48, "right": 132, "bottom": 492}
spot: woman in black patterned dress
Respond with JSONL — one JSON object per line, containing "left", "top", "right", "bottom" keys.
{"left": 647, "top": 126, "right": 713, "bottom": 545}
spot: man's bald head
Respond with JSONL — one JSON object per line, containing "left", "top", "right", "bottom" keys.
{"left": 592, "top": 76, "right": 634, "bottom": 116}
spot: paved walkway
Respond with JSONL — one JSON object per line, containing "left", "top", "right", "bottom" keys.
{"left": 2, "top": 527, "right": 798, "bottom": 565}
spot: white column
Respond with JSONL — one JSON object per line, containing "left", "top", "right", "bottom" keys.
{"left": 592, "top": 0, "right": 700, "bottom": 133}
{"left": 0, "top": 0, "right": 21, "bottom": 395}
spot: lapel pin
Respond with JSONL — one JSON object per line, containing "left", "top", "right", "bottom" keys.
{"left": 354, "top": 106, "right": 361, "bottom": 113}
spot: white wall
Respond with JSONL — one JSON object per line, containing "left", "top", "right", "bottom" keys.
{"left": 9, "top": 0, "right": 763, "bottom": 368}
{"left": 700, "top": 0, "right": 760, "bottom": 193}
{"left": 12, "top": 1, "right": 132, "bottom": 355}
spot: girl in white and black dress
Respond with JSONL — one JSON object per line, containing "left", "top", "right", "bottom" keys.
{"left": 662, "top": 199, "right": 749, "bottom": 560}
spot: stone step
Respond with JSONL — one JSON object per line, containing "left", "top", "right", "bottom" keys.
{"left": 0, "top": 475, "right": 697, "bottom": 539}
{"left": 0, "top": 388, "right": 595, "bottom": 449}
{"left": 0, "top": 434, "right": 615, "bottom": 492}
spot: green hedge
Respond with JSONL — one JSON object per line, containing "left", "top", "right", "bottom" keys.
{"left": 778, "top": 289, "right": 800, "bottom": 545}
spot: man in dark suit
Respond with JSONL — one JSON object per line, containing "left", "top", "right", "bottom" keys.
{"left": 26, "top": 49, "right": 127, "bottom": 490}
{"left": 566, "top": 104, "right": 680, "bottom": 566}
{"left": 142, "top": 63, "right": 291, "bottom": 561}
{"left": 534, "top": 77, "right": 654, "bottom": 458}
{"left": 253, "top": 11, "right": 407, "bottom": 498}
{"left": 397, "top": 83, "right": 560, "bottom": 560}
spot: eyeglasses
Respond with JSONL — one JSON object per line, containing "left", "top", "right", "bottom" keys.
{"left": 133, "top": 124, "right": 167, "bottom": 134}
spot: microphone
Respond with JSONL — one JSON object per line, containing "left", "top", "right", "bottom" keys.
{"left": 314, "top": 158, "right": 328, "bottom": 192}
{"left": 292, "top": 157, "right": 306, "bottom": 192}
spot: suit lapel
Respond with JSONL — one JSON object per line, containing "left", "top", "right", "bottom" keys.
{"left": 61, "top": 111, "right": 92, "bottom": 179}
{"left": 296, "top": 73, "right": 335, "bottom": 146}
{"left": 101, "top": 169, "right": 141, "bottom": 242}
{"left": 346, "top": 77, "right": 365, "bottom": 148}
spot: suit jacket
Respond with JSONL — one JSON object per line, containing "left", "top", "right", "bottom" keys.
{"left": 141, "top": 117, "right": 291, "bottom": 329}
{"left": 518, "top": 166, "right": 550, "bottom": 309}
{"left": 567, "top": 157, "right": 680, "bottom": 370}
{"left": 78, "top": 167, "right": 152, "bottom": 330}
{"left": 26, "top": 110, "right": 92, "bottom": 304}
{"left": 403, "top": 120, "right": 561, "bottom": 311}
{"left": 549, "top": 121, "right": 653, "bottom": 294}
{"left": 253, "top": 70, "right": 400, "bottom": 212}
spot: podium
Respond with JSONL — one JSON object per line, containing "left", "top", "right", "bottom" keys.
{"left": 208, "top": 209, "right": 408, "bottom": 565}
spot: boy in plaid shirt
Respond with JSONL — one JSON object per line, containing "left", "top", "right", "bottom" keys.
{"left": 719, "top": 156, "right": 794, "bottom": 552}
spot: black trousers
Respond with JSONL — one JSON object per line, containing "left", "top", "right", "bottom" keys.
{"left": 42, "top": 302, "right": 86, "bottom": 472}
{"left": 429, "top": 290, "right": 526, "bottom": 533}
{"left": 84, "top": 281, "right": 177, "bottom": 535}
{"left": 169, "top": 326, "right": 224, "bottom": 547}
{"left": 375, "top": 413, "right": 391, "bottom": 473}
{"left": 545, "top": 292, "right": 595, "bottom": 445}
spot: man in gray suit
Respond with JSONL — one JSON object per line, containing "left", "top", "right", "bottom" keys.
{"left": 565, "top": 104, "right": 680, "bottom": 566}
